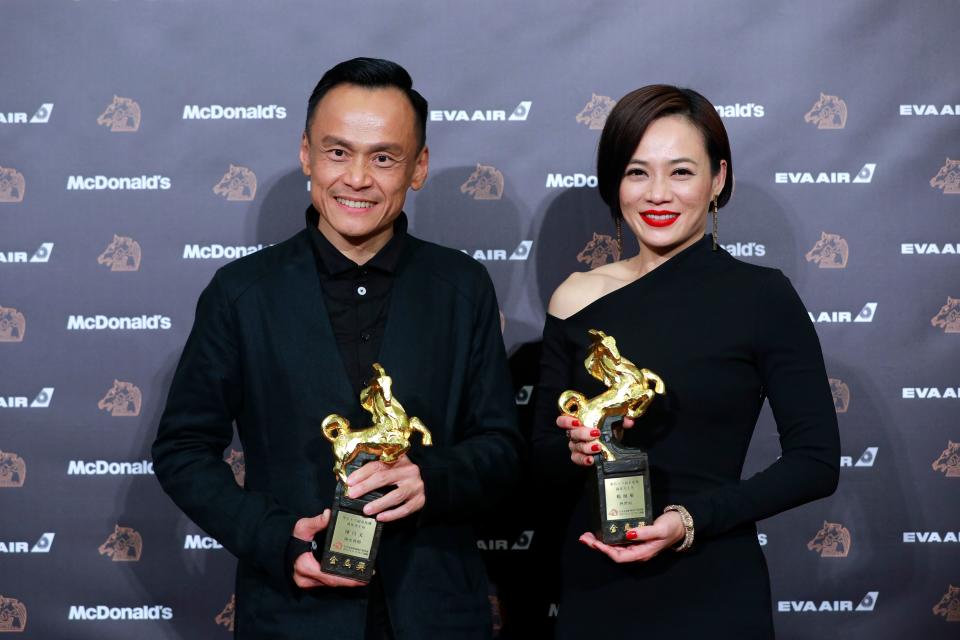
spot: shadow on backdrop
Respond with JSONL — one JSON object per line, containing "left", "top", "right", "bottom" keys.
{"left": 253, "top": 168, "right": 311, "bottom": 246}
{"left": 407, "top": 165, "right": 524, "bottom": 306}
{"left": 532, "top": 185, "right": 636, "bottom": 314}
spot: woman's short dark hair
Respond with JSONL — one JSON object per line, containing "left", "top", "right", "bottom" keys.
{"left": 305, "top": 57, "right": 428, "bottom": 150}
{"left": 596, "top": 85, "right": 733, "bottom": 221}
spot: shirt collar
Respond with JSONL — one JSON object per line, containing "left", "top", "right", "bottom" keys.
{"left": 305, "top": 205, "right": 407, "bottom": 277}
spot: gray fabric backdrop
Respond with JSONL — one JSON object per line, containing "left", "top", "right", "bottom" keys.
{"left": 1, "top": 0, "right": 958, "bottom": 637}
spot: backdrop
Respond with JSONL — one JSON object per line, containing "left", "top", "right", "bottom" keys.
{"left": 1, "top": 1, "right": 958, "bottom": 637}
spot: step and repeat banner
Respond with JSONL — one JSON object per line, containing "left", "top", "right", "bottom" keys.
{"left": 1, "top": 1, "right": 957, "bottom": 637}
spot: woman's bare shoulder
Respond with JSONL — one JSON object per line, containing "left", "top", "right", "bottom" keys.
{"left": 548, "top": 262, "right": 630, "bottom": 320}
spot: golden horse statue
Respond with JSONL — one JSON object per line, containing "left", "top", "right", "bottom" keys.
{"left": 559, "top": 330, "right": 665, "bottom": 461}
{"left": 322, "top": 363, "right": 432, "bottom": 485}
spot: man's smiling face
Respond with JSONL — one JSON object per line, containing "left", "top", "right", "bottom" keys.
{"left": 300, "top": 84, "right": 428, "bottom": 253}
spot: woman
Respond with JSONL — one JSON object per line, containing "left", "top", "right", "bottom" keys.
{"left": 532, "top": 85, "right": 840, "bottom": 637}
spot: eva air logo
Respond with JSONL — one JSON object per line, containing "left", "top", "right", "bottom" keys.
{"left": 0, "top": 102, "right": 54, "bottom": 124}
{"left": 515, "top": 385, "right": 533, "bottom": 405}
{"left": 853, "top": 163, "right": 876, "bottom": 183}
{"left": 30, "top": 103, "right": 54, "bottom": 123}
{"left": 510, "top": 241, "right": 532, "bottom": 260}
{"left": 31, "top": 532, "right": 55, "bottom": 552}
{"left": 31, "top": 388, "right": 54, "bottom": 407}
{"left": 855, "top": 302, "right": 877, "bottom": 322}
{"left": 841, "top": 447, "right": 878, "bottom": 468}
{"left": 509, "top": 101, "right": 532, "bottom": 121}
{"left": 463, "top": 241, "right": 533, "bottom": 262}
{"left": 857, "top": 592, "right": 879, "bottom": 612}
{"left": 30, "top": 243, "right": 53, "bottom": 262}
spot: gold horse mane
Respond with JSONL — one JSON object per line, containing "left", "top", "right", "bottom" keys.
{"left": 559, "top": 330, "right": 665, "bottom": 461}
{"left": 322, "top": 363, "right": 432, "bottom": 485}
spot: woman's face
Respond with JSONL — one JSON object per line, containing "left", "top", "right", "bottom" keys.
{"left": 618, "top": 115, "right": 726, "bottom": 258}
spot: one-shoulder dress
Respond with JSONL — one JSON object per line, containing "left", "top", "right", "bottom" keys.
{"left": 532, "top": 235, "right": 840, "bottom": 638}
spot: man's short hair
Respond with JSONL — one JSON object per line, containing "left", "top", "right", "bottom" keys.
{"left": 305, "top": 57, "right": 428, "bottom": 150}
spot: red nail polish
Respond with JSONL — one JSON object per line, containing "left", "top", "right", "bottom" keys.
{"left": 626, "top": 530, "right": 638, "bottom": 540}
{"left": 572, "top": 419, "right": 580, "bottom": 427}
{"left": 591, "top": 444, "right": 600, "bottom": 453}
{"left": 590, "top": 429, "right": 601, "bottom": 437}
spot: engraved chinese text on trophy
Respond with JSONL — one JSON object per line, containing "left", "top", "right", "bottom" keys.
{"left": 318, "top": 363, "right": 432, "bottom": 582}
{"left": 559, "top": 329, "right": 665, "bottom": 545}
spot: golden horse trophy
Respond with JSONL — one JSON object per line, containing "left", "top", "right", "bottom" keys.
{"left": 318, "top": 363, "right": 432, "bottom": 582}
{"left": 559, "top": 329, "right": 665, "bottom": 544}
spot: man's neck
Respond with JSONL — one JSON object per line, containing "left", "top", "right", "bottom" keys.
{"left": 316, "top": 219, "right": 394, "bottom": 266}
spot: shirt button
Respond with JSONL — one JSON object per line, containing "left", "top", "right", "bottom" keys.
{"left": 359, "top": 268, "right": 369, "bottom": 277}
{"left": 357, "top": 286, "right": 367, "bottom": 296}
{"left": 360, "top": 333, "right": 371, "bottom": 342}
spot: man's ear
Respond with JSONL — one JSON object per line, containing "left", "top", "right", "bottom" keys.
{"left": 299, "top": 132, "right": 311, "bottom": 177}
{"left": 411, "top": 145, "right": 429, "bottom": 190}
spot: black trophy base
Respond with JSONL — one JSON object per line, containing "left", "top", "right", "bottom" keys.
{"left": 590, "top": 417, "right": 653, "bottom": 546}
{"left": 317, "top": 454, "right": 385, "bottom": 583}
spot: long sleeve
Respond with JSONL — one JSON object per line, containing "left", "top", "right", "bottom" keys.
{"left": 406, "top": 267, "right": 523, "bottom": 523}
{"left": 684, "top": 271, "right": 840, "bottom": 538}
{"left": 530, "top": 315, "right": 589, "bottom": 491}
{"left": 151, "top": 273, "right": 298, "bottom": 587}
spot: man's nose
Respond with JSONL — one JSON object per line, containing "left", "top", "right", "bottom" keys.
{"left": 343, "top": 158, "right": 373, "bottom": 189}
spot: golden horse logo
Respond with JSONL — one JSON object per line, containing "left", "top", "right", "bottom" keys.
{"left": 930, "top": 158, "right": 960, "bottom": 194}
{"left": 460, "top": 163, "right": 504, "bottom": 201}
{"left": 0, "top": 307, "right": 26, "bottom": 343}
{"left": 224, "top": 449, "right": 245, "bottom": 487}
{"left": 0, "top": 166, "right": 25, "bottom": 203}
{"left": 804, "top": 92, "right": 847, "bottom": 129}
{"left": 0, "top": 595, "right": 27, "bottom": 632}
{"left": 213, "top": 164, "right": 257, "bottom": 201}
{"left": 828, "top": 378, "right": 850, "bottom": 413}
{"left": 576, "top": 93, "right": 616, "bottom": 130}
{"left": 559, "top": 330, "right": 665, "bottom": 461}
{"left": 98, "top": 525, "right": 143, "bottom": 562}
{"left": 933, "top": 585, "right": 960, "bottom": 622}
{"left": 215, "top": 595, "right": 235, "bottom": 631}
{"left": 577, "top": 232, "right": 620, "bottom": 268}
{"left": 933, "top": 441, "right": 960, "bottom": 477}
{"left": 97, "top": 380, "right": 142, "bottom": 417}
{"left": 931, "top": 297, "right": 960, "bottom": 333}
{"left": 807, "top": 521, "right": 851, "bottom": 557}
{"left": 0, "top": 451, "right": 26, "bottom": 488}
{"left": 322, "top": 363, "right": 433, "bottom": 485}
{"left": 805, "top": 232, "right": 848, "bottom": 269}
{"left": 97, "top": 95, "right": 141, "bottom": 132}
{"left": 97, "top": 235, "right": 142, "bottom": 272}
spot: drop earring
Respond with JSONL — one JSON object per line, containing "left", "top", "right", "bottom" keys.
{"left": 615, "top": 216, "right": 623, "bottom": 259}
{"left": 710, "top": 196, "right": 719, "bottom": 251}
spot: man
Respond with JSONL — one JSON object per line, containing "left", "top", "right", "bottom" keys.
{"left": 153, "top": 58, "right": 521, "bottom": 639}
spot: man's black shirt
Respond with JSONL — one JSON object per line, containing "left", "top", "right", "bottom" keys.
{"left": 301, "top": 205, "right": 402, "bottom": 639}
{"left": 305, "top": 205, "right": 406, "bottom": 395}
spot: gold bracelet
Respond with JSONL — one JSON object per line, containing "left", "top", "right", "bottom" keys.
{"left": 663, "top": 505, "right": 694, "bottom": 552}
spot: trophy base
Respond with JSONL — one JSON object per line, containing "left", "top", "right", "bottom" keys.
{"left": 591, "top": 418, "right": 653, "bottom": 546}
{"left": 317, "top": 454, "right": 385, "bottom": 584}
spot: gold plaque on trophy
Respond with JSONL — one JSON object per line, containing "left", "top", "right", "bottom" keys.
{"left": 318, "top": 364, "right": 432, "bottom": 582}
{"left": 559, "top": 329, "right": 664, "bottom": 544}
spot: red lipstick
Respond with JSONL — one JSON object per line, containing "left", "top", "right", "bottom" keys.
{"left": 639, "top": 210, "right": 680, "bottom": 228}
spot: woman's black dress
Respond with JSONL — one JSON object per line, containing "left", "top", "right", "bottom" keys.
{"left": 532, "top": 236, "right": 840, "bottom": 638}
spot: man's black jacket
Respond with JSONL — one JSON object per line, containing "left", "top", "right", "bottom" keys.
{"left": 152, "top": 227, "right": 521, "bottom": 639}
